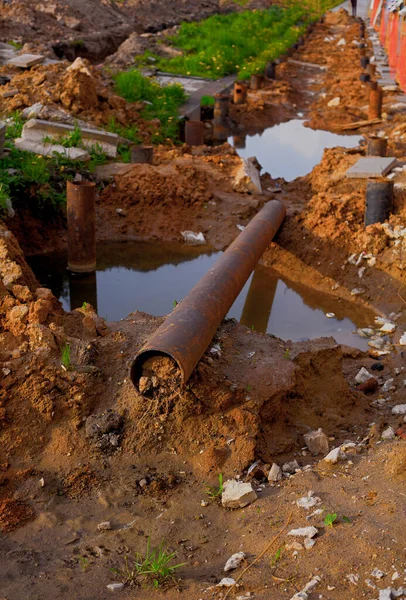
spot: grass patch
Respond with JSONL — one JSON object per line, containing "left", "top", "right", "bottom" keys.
{"left": 200, "top": 95, "right": 215, "bottom": 107}
{"left": 136, "top": 2, "right": 342, "bottom": 81}
{"left": 114, "top": 70, "right": 186, "bottom": 143}
{"left": 112, "top": 538, "right": 185, "bottom": 589}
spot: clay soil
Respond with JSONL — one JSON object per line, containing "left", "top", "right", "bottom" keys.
{"left": 1, "top": 4, "right": 406, "bottom": 600}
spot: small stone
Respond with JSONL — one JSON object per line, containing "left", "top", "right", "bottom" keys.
{"left": 282, "top": 460, "right": 300, "bottom": 474}
{"left": 303, "top": 537, "right": 316, "bottom": 550}
{"left": 221, "top": 480, "right": 257, "bottom": 509}
{"left": 268, "top": 463, "right": 283, "bottom": 482}
{"left": 290, "top": 576, "right": 321, "bottom": 600}
{"left": 39, "top": 478, "right": 45, "bottom": 487}
{"left": 139, "top": 479, "right": 148, "bottom": 488}
{"left": 399, "top": 333, "right": 406, "bottom": 345}
{"left": 372, "top": 568, "right": 386, "bottom": 579}
{"left": 286, "top": 541, "right": 303, "bottom": 551}
{"left": 347, "top": 574, "right": 359, "bottom": 585}
{"left": 351, "top": 287, "right": 365, "bottom": 296}
{"left": 371, "top": 363, "right": 384, "bottom": 371}
{"left": 107, "top": 583, "right": 124, "bottom": 592}
{"left": 287, "top": 526, "right": 318, "bottom": 539}
{"left": 327, "top": 97, "right": 340, "bottom": 107}
{"left": 382, "top": 378, "right": 395, "bottom": 393}
{"left": 355, "top": 367, "right": 373, "bottom": 384}
{"left": 97, "top": 521, "right": 112, "bottom": 531}
{"left": 296, "top": 492, "right": 321, "bottom": 510}
{"left": 200, "top": 500, "right": 208, "bottom": 507}
{"left": 392, "top": 404, "right": 406, "bottom": 415}
{"left": 304, "top": 428, "right": 329, "bottom": 455}
{"left": 217, "top": 577, "right": 236, "bottom": 587}
{"left": 337, "top": 37, "right": 346, "bottom": 45}
{"left": 224, "top": 552, "right": 245, "bottom": 572}
{"left": 381, "top": 426, "right": 396, "bottom": 440}
{"left": 324, "top": 447, "right": 346, "bottom": 464}
{"left": 379, "top": 589, "right": 393, "bottom": 600}
{"left": 380, "top": 322, "right": 396, "bottom": 333}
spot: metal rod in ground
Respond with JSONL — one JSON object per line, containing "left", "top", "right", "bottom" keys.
{"left": 368, "top": 85, "right": 383, "bottom": 120}
{"left": 130, "top": 200, "right": 286, "bottom": 392}
{"left": 67, "top": 181, "right": 96, "bottom": 273}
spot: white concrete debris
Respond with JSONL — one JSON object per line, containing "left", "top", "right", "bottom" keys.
{"left": 381, "top": 426, "right": 396, "bottom": 440}
{"left": 347, "top": 574, "right": 360, "bottom": 585}
{"left": 268, "top": 463, "right": 283, "bottom": 482}
{"left": 224, "top": 552, "right": 246, "bottom": 572}
{"left": 327, "top": 97, "right": 341, "bottom": 107}
{"left": 355, "top": 367, "right": 374, "bottom": 384}
{"left": 233, "top": 157, "right": 262, "bottom": 194}
{"left": 324, "top": 446, "right": 346, "bottom": 464}
{"left": 97, "top": 521, "right": 112, "bottom": 531}
{"left": 296, "top": 491, "right": 321, "bottom": 510}
{"left": 107, "top": 583, "right": 125, "bottom": 592}
{"left": 217, "top": 578, "right": 236, "bottom": 587}
{"left": 392, "top": 404, "right": 406, "bottom": 415}
{"left": 382, "top": 378, "right": 395, "bottom": 393}
{"left": 181, "top": 230, "right": 206, "bottom": 244}
{"left": 303, "top": 537, "right": 316, "bottom": 550}
{"left": 337, "top": 38, "right": 346, "bottom": 46}
{"left": 221, "top": 480, "right": 257, "bottom": 509}
{"left": 304, "top": 428, "right": 329, "bottom": 455}
{"left": 289, "top": 575, "right": 321, "bottom": 600}
{"left": 399, "top": 333, "right": 406, "bottom": 346}
{"left": 380, "top": 322, "right": 396, "bottom": 333}
{"left": 287, "top": 526, "right": 318, "bottom": 539}
{"left": 282, "top": 460, "right": 300, "bottom": 474}
{"left": 372, "top": 568, "right": 386, "bottom": 579}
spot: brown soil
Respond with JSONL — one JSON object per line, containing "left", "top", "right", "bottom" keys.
{"left": 1, "top": 6, "right": 406, "bottom": 600}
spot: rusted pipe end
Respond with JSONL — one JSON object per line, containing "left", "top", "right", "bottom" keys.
{"left": 130, "top": 350, "right": 185, "bottom": 396}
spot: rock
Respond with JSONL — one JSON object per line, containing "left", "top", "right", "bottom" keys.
{"left": 355, "top": 367, "right": 373, "bottom": 384}
{"left": 21, "top": 103, "right": 44, "bottom": 119}
{"left": 347, "top": 574, "right": 359, "bottom": 584}
{"left": 287, "top": 526, "right": 318, "bottom": 538}
{"left": 327, "top": 96, "right": 340, "bottom": 107}
{"left": 382, "top": 378, "right": 395, "bottom": 393}
{"left": 181, "top": 230, "right": 206, "bottom": 245}
{"left": 296, "top": 491, "right": 321, "bottom": 510}
{"left": 97, "top": 521, "right": 112, "bottom": 531}
{"left": 27, "top": 324, "right": 57, "bottom": 351}
{"left": 14, "top": 138, "right": 90, "bottom": 161}
{"left": 282, "top": 460, "right": 300, "bottom": 474}
{"left": 357, "top": 377, "right": 379, "bottom": 394}
{"left": 233, "top": 158, "right": 262, "bottom": 194}
{"left": 392, "top": 404, "right": 406, "bottom": 415}
{"left": 371, "top": 362, "right": 384, "bottom": 371}
{"left": 324, "top": 446, "right": 346, "bottom": 464}
{"left": 221, "top": 480, "right": 257, "bottom": 509}
{"left": 268, "top": 463, "right": 283, "bottom": 482}
{"left": 303, "top": 537, "right": 316, "bottom": 550}
{"left": 286, "top": 541, "right": 303, "bottom": 552}
{"left": 337, "top": 38, "right": 346, "bottom": 45}
{"left": 372, "top": 568, "right": 386, "bottom": 579}
{"left": 216, "top": 577, "right": 236, "bottom": 587}
{"left": 381, "top": 426, "right": 396, "bottom": 440}
{"left": 290, "top": 575, "right": 321, "bottom": 599}
{"left": 304, "top": 428, "right": 329, "bottom": 455}
{"left": 381, "top": 322, "right": 396, "bottom": 333}
{"left": 10, "top": 284, "right": 32, "bottom": 302}
{"left": 224, "top": 552, "right": 245, "bottom": 572}
{"left": 67, "top": 57, "right": 92, "bottom": 76}
{"left": 399, "top": 333, "right": 406, "bottom": 346}
{"left": 379, "top": 589, "right": 394, "bottom": 600}
{"left": 7, "top": 304, "right": 29, "bottom": 335}
{"left": 107, "top": 583, "right": 125, "bottom": 592}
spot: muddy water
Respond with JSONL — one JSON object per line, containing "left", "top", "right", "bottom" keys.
{"left": 29, "top": 242, "right": 374, "bottom": 349}
{"left": 229, "top": 119, "right": 362, "bottom": 180}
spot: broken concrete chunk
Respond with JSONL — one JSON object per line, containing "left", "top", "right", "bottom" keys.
{"left": 233, "top": 157, "right": 262, "bottom": 194}
{"left": 303, "top": 537, "right": 316, "bottom": 550}
{"left": 327, "top": 96, "right": 340, "bottom": 107}
{"left": 221, "top": 480, "right": 257, "bottom": 509}
{"left": 217, "top": 577, "right": 236, "bottom": 587}
{"left": 268, "top": 462, "right": 283, "bottom": 482}
{"left": 380, "top": 322, "right": 396, "bottom": 333}
{"left": 392, "top": 404, "right": 406, "bottom": 415}
{"left": 381, "top": 426, "right": 396, "bottom": 440}
{"left": 324, "top": 446, "right": 346, "bottom": 464}
{"left": 6, "top": 54, "right": 45, "bottom": 68}
{"left": 14, "top": 138, "right": 90, "bottom": 161}
{"left": 181, "top": 230, "right": 206, "bottom": 245}
{"left": 224, "top": 552, "right": 245, "bottom": 572}
{"left": 107, "top": 583, "right": 125, "bottom": 592}
{"left": 97, "top": 521, "right": 112, "bottom": 531}
{"left": 355, "top": 367, "right": 374, "bottom": 384}
{"left": 290, "top": 575, "right": 321, "bottom": 600}
{"left": 296, "top": 491, "right": 321, "bottom": 510}
{"left": 282, "top": 460, "right": 300, "bottom": 474}
{"left": 287, "top": 526, "right": 318, "bottom": 538}
{"left": 304, "top": 428, "right": 329, "bottom": 455}
{"left": 400, "top": 333, "right": 406, "bottom": 346}
{"left": 372, "top": 568, "right": 386, "bottom": 579}
{"left": 346, "top": 157, "right": 398, "bottom": 179}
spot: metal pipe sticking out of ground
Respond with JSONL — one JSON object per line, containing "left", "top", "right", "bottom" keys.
{"left": 130, "top": 200, "right": 286, "bottom": 395}
{"left": 67, "top": 181, "right": 96, "bottom": 273}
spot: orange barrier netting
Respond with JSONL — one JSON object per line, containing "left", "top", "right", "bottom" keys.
{"left": 398, "top": 18, "right": 406, "bottom": 91}
{"left": 370, "top": 0, "right": 381, "bottom": 26}
{"left": 388, "top": 12, "right": 399, "bottom": 71}
{"left": 380, "top": 4, "right": 388, "bottom": 44}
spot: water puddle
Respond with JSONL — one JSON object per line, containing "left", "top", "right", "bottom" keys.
{"left": 29, "top": 242, "right": 374, "bottom": 350}
{"left": 229, "top": 120, "right": 362, "bottom": 181}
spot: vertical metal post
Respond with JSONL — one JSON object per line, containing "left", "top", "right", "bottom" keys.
{"left": 368, "top": 85, "right": 383, "bottom": 119}
{"left": 67, "top": 181, "right": 96, "bottom": 273}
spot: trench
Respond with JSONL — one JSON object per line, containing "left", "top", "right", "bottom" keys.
{"left": 28, "top": 240, "right": 374, "bottom": 351}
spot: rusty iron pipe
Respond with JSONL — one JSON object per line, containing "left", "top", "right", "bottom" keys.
{"left": 130, "top": 200, "right": 286, "bottom": 391}
{"left": 368, "top": 85, "right": 383, "bottom": 120}
{"left": 67, "top": 181, "right": 96, "bottom": 273}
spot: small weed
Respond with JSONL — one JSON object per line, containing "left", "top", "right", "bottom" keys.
{"left": 251, "top": 324, "right": 255, "bottom": 331}
{"left": 283, "top": 348, "right": 291, "bottom": 360}
{"left": 60, "top": 122, "right": 83, "bottom": 148}
{"left": 270, "top": 546, "right": 283, "bottom": 567}
{"left": 205, "top": 473, "right": 224, "bottom": 499}
{"left": 7, "top": 40, "right": 23, "bottom": 50}
{"left": 172, "top": 300, "right": 178, "bottom": 308}
{"left": 246, "top": 384, "right": 251, "bottom": 392}
{"left": 324, "top": 512, "right": 337, "bottom": 528}
{"left": 112, "top": 539, "right": 184, "bottom": 588}
{"left": 342, "top": 515, "right": 351, "bottom": 524}
{"left": 78, "top": 556, "right": 90, "bottom": 572}
{"left": 81, "top": 302, "right": 88, "bottom": 309}
{"left": 61, "top": 342, "right": 71, "bottom": 370}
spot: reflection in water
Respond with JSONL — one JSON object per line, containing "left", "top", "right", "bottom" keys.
{"left": 28, "top": 242, "right": 375, "bottom": 350}
{"left": 229, "top": 120, "right": 362, "bottom": 181}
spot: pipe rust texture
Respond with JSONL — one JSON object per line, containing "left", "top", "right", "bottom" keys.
{"left": 368, "top": 86, "right": 382, "bottom": 120}
{"left": 130, "top": 200, "right": 286, "bottom": 392}
{"left": 67, "top": 181, "right": 96, "bottom": 273}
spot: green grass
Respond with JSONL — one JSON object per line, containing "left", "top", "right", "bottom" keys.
{"left": 136, "top": 2, "right": 341, "bottom": 81}
{"left": 200, "top": 95, "right": 215, "bottom": 107}
{"left": 114, "top": 70, "right": 187, "bottom": 143}
{"left": 112, "top": 539, "right": 185, "bottom": 588}
{"left": 205, "top": 473, "right": 224, "bottom": 499}
{"left": 61, "top": 343, "right": 71, "bottom": 369}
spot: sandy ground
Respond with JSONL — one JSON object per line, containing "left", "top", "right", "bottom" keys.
{"left": 1, "top": 5, "right": 406, "bottom": 600}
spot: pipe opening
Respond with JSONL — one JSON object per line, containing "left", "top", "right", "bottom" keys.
{"left": 131, "top": 350, "right": 184, "bottom": 398}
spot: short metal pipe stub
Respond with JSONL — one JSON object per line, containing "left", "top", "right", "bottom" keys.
{"left": 67, "top": 181, "right": 96, "bottom": 274}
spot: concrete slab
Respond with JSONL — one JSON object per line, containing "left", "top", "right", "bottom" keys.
{"left": 346, "top": 157, "right": 398, "bottom": 179}
{"left": 5, "top": 54, "right": 45, "bottom": 68}
{"left": 14, "top": 138, "right": 90, "bottom": 161}
{"left": 393, "top": 95, "right": 406, "bottom": 104}
{"left": 0, "top": 49, "right": 17, "bottom": 62}
{"left": 156, "top": 74, "right": 212, "bottom": 94}
{"left": 94, "top": 163, "right": 137, "bottom": 180}
{"left": 21, "top": 119, "right": 119, "bottom": 158}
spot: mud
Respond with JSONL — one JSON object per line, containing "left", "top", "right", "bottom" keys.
{"left": 1, "top": 5, "right": 406, "bottom": 600}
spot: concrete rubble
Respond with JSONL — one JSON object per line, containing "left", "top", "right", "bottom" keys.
{"left": 233, "top": 157, "right": 262, "bottom": 194}
{"left": 221, "top": 480, "right": 257, "bottom": 509}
